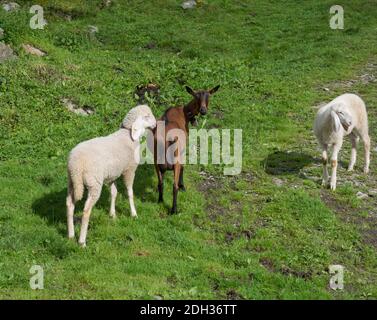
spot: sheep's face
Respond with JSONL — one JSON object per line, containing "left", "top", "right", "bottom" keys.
{"left": 142, "top": 113, "right": 157, "bottom": 130}
{"left": 333, "top": 105, "right": 352, "bottom": 131}
{"left": 185, "top": 85, "right": 220, "bottom": 116}
{"left": 130, "top": 106, "right": 156, "bottom": 141}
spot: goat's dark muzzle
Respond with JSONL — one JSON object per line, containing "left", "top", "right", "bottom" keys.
{"left": 199, "top": 107, "right": 207, "bottom": 115}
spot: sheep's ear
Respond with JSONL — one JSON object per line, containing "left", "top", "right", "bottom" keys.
{"left": 185, "top": 86, "right": 195, "bottom": 96}
{"left": 209, "top": 85, "right": 220, "bottom": 95}
{"left": 131, "top": 117, "right": 145, "bottom": 141}
{"left": 331, "top": 110, "right": 341, "bottom": 132}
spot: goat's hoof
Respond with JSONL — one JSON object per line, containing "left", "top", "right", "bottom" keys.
{"left": 364, "top": 168, "right": 369, "bottom": 174}
{"left": 330, "top": 184, "right": 336, "bottom": 191}
{"left": 179, "top": 185, "right": 186, "bottom": 191}
{"left": 68, "top": 235, "right": 75, "bottom": 241}
{"left": 131, "top": 213, "right": 138, "bottom": 219}
{"left": 170, "top": 208, "right": 177, "bottom": 215}
{"left": 158, "top": 198, "right": 164, "bottom": 203}
{"left": 78, "top": 242, "right": 87, "bottom": 248}
{"left": 347, "top": 167, "right": 354, "bottom": 172}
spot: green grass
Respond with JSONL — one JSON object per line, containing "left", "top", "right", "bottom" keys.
{"left": 1, "top": 0, "right": 377, "bottom": 299}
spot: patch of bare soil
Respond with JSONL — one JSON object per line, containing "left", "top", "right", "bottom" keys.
{"left": 320, "top": 189, "right": 377, "bottom": 249}
{"left": 259, "top": 257, "right": 275, "bottom": 272}
{"left": 226, "top": 289, "right": 245, "bottom": 300}
{"left": 225, "top": 229, "right": 254, "bottom": 243}
{"left": 320, "top": 61, "right": 377, "bottom": 93}
{"left": 260, "top": 257, "right": 316, "bottom": 280}
{"left": 33, "top": 64, "right": 68, "bottom": 84}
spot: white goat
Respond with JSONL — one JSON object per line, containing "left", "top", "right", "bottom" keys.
{"left": 314, "top": 93, "right": 370, "bottom": 190}
{"left": 66, "top": 105, "right": 156, "bottom": 247}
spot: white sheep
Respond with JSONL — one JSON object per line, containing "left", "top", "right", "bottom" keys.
{"left": 66, "top": 104, "right": 156, "bottom": 247}
{"left": 314, "top": 93, "right": 370, "bottom": 190}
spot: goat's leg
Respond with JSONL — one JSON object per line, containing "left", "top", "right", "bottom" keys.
{"left": 78, "top": 184, "right": 102, "bottom": 247}
{"left": 178, "top": 166, "right": 186, "bottom": 191}
{"left": 155, "top": 164, "right": 164, "bottom": 203}
{"left": 109, "top": 182, "right": 117, "bottom": 218}
{"left": 321, "top": 145, "right": 329, "bottom": 186}
{"left": 123, "top": 167, "right": 137, "bottom": 218}
{"left": 348, "top": 133, "right": 359, "bottom": 171}
{"left": 66, "top": 180, "right": 75, "bottom": 239}
{"left": 171, "top": 164, "right": 180, "bottom": 214}
{"left": 330, "top": 143, "right": 342, "bottom": 191}
{"left": 360, "top": 132, "right": 370, "bottom": 174}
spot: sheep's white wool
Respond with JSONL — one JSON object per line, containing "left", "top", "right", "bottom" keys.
{"left": 121, "top": 104, "right": 152, "bottom": 129}
{"left": 314, "top": 93, "right": 370, "bottom": 191}
{"left": 66, "top": 104, "right": 156, "bottom": 247}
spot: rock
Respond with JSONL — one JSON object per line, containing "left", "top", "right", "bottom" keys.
{"left": 100, "top": 0, "right": 112, "bottom": 8}
{"left": 0, "top": 42, "right": 16, "bottom": 63}
{"left": 272, "top": 177, "right": 284, "bottom": 187}
{"left": 181, "top": 0, "right": 196, "bottom": 9}
{"left": 0, "top": 28, "right": 4, "bottom": 40}
{"left": 323, "top": 87, "right": 330, "bottom": 92}
{"left": 61, "top": 98, "right": 95, "bottom": 116}
{"left": 2, "top": 2, "right": 20, "bottom": 12}
{"left": 368, "top": 189, "right": 377, "bottom": 197}
{"left": 22, "top": 44, "right": 46, "bottom": 57}
{"left": 88, "top": 25, "right": 98, "bottom": 34}
{"left": 356, "top": 191, "right": 368, "bottom": 200}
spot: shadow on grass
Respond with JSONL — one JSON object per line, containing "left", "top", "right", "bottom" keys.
{"left": 262, "top": 150, "right": 315, "bottom": 175}
{"left": 31, "top": 164, "right": 156, "bottom": 231}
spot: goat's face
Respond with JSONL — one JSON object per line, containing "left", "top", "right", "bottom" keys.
{"left": 185, "top": 85, "right": 220, "bottom": 116}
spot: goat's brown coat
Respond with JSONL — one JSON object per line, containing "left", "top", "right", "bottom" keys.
{"left": 152, "top": 86, "right": 220, "bottom": 213}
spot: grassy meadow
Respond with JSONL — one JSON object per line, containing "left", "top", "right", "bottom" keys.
{"left": 1, "top": 0, "right": 377, "bottom": 299}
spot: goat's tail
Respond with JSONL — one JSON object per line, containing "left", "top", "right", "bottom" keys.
{"left": 69, "top": 167, "right": 84, "bottom": 202}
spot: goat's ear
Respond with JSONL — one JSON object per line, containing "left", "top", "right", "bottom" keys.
{"left": 331, "top": 110, "right": 341, "bottom": 132}
{"left": 185, "top": 86, "right": 195, "bottom": 96}
{"left": 131, "top": 116, "right": 145, "bottom": 141}
{"left": 209, "top": 85, "right": 220, "bottom": 95}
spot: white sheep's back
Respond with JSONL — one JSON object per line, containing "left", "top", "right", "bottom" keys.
{"left": 68, "top": 130, "right": 136, "bottom": 185}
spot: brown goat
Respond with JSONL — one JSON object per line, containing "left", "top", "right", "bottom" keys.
{"left": 152, "top": 85, "right": 220, "bottom": 214}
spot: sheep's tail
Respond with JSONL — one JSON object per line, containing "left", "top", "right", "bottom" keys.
{"left": 68, "top": 167, "right": 84, "bottom": 202}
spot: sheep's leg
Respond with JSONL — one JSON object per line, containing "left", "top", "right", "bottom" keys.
{"left": 78, "top": 185, "right": 102, "bottom": 247}
{"left": 155, "top": 164, "right": 164, "bottom": 203}
{"left": 123, "top": 168, "right": 137, "bottom": 218}
{"left": 66, "top": 182, "right": 75, "bottom": 239}
{"left": 361, "top": 132, "right": 370, "bottom": 174}
{"left": 171, "top": 164, "right": 180, "bottom": 214}
{"left": 330, "top": 143, "right": 342, "bottom": 191}
{"left": 321, "top": 145, "right": 329, "bottom": 186}
{"left": 109, "top": 182, "right": 117, "bottom": 218}
{"left": 348, "top": 133, "right": 359, "bottom": 171}
{"left": 178, "top": 166, "right": 186, "bottom": 191}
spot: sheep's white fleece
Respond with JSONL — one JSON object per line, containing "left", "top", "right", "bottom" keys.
{"left": 314, "top": 93, "right": 370, "bottom": 190}
{"left": 314, "top": 93, "right": 368, "bottom": 145}
{"left": 68, "top": 104, "right": 153, "bottom": 201}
